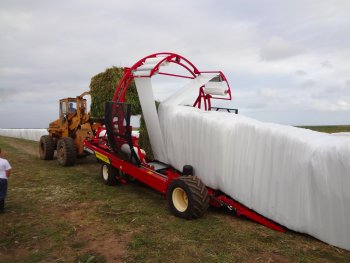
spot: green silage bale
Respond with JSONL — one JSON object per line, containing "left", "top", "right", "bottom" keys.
{"left": 89, "top": 66, "right": 156, "bottom": 160}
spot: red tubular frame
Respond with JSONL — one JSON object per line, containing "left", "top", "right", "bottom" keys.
{"left": 84, "top": 52, "right": 285, "bottom": 233}
{"left": 112, "top": 52, "right": 231, "bottom": 110}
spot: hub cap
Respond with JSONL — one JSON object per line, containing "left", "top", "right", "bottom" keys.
{"left": 172, "top": 187, "right": 188, "bottom": 212}
{"left": 102, "top": 165, "right": 109, "bottom": 181}
{"left": 58, "top": 146, "right": 64, "bottom": 160}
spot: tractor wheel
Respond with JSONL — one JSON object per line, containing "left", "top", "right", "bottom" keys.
{"left": 167, "top": 175, "right": 209, "bottom": 219}
{"left": 100, "top": 163, "right": 119, "bottom": 186}
{"left": 57, "top": 137, "right": 76, "bottom": 166}
{"left": 39, "top": 135, "right": 54, "bottom": 160}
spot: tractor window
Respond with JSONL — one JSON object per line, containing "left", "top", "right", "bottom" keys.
{"left": 80, "top": 100, "right": 87, "bottom": 114}
{"left": 68, "top": 101, "right": 77, "bottom": 114}
{"left": 75, "top": 99, "right": 87, "bottom": 115}
{"left": 60, "top": 101, "right": 67, "bottom": 117}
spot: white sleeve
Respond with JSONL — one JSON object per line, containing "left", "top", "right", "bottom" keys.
{"left": 5, "top": 160, "right": 11, "bottom": 170}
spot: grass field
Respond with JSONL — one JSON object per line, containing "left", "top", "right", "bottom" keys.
{"left": 0, "top": 130, "right": 350, "bottom": 262}
{"left": 299, "top": 125, "right": 350, "bottom": 133}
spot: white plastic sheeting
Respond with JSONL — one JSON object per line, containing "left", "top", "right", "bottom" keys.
{"left": 135, "top": 77, "right": 167, "bottom": 161}
{"left": 134, "top": 73, "right": 219, "bottom": 162}
{"left": 204, "top": 81, "right": 228, "bottom": 96}
{"left": 332, "top": 132, "right": 350, "bottom": 137}
{"left": 0, "top": 129, "right": 48, "bottom": 141}
{"left": 158, "top": 105, "right": 350, "bottom": 250}
{"left": 162, "top": 73, "right": 219, "bottom": 106}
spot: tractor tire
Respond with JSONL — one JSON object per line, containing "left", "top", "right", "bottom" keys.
{"left": 100, "top": 163, "right": 119, "bottom": 186}
{"left": 167, "top": 175, "right": 209, "bottom": 219}
{"left": 57, "top": 137, "right": 76, "bottom": 166}
{"left": 39, "top": 135, "right": 54, "bottom": 160}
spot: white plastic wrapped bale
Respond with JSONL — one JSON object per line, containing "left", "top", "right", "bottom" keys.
{"left": 0, "top": 129, "right": 48, "bottom": 141}
{"left": 332, "top": 132, "right": 350, "bottom": 137}
{"left": 158, "top": 105, "right": 350, "bottom": 250}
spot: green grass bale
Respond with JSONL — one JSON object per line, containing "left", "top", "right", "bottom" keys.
{"left": 89, "top": 67, "right": 157, "bottom": 160}
{"left": 90, "top": 67, "right": 141, "bottom": 117}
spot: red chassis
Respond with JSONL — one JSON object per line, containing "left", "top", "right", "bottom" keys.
{"left": 84, "top": 52, "right": 285, "bottom": 233}
{"left": 84, "top": 138, "right": 284, "bottom": 232}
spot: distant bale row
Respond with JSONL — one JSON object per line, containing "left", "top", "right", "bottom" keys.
{"left": 89, "top": 67, "right": 155, "bottom": 159}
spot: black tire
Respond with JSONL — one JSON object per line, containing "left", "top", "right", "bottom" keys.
{"left": 100, "top": 163, "right": 119, "bottom": 186}
{"left": 167, "top": 175, "right": 209, "bottom": 219}
{"left": 57, "top": 137, "right": 76, "bottom": 166}
{"left": 39, "top": 135, "right": 54, "bottom": 160}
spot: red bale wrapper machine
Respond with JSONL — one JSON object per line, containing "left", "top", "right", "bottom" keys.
{"left": 83, "top": 52, "right": 284, "bottom": 232}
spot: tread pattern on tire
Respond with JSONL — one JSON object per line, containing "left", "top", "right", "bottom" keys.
{"left": 57, "top": 137, "right": 76, "bottom": 166}
{"left": 39, "top": 135, "right": 54, "bottom": 160}
{"left": 167, "top": 175, "right": 210, "bottom": 219}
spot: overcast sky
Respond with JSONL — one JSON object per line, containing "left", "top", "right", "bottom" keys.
{"left": 1, "top": 0, "right": 349, "bottom": 128}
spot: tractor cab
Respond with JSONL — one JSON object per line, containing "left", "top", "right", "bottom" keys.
{"left": 59, "top": 97, "right": 88, "bottom": 120}
{"left": 55, "top": 95, "right": 90, "bottom": 138}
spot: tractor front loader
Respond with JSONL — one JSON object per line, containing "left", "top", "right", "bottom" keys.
{"left": 39, "top": 91, "right": 100, "bottom": 166}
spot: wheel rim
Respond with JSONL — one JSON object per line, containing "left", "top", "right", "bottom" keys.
{"left": 172, "top": 187, "right": 188, "bottom": 212}
{"left": 58, "top": 146, "right": 64, "bottom": 160}
{"left": 102, "top": 165, "right": 109, "bottom": 181}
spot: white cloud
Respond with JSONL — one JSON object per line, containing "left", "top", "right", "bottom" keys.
{"left": 0, "top": 0, "right": 350, "bottom": 127}
{"left": 301, "top": 79, "right": 316, "bottom": 89}
{"left": 260, "top": 37, "right": 305, "bottom": 61}
{"left": 295, "top": 70, "right": 307, "bottom": 76}
{"left": 321, "top": 60, "right": 333, "bottom": 68}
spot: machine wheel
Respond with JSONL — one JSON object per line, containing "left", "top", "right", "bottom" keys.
{"left": 57, "top": 137, "right": 76, "bottom": 166}
{"left": 167, "top": 175, "right": 209, "bottom": 219}
{"left": 39, "top": 135, "right": 54, "bottom": 160}
{"left": 100, "top": 163, "right": 119, "bottom": 186}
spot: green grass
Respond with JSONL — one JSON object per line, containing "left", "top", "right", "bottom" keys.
{"left": 299, "top": 125, "right": 350, "bottom": 133}
{"left": 0, "top": 134, "right": 350, "bottom": 262}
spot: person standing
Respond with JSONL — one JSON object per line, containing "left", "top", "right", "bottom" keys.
{"left": 0, "top": 147, "right": 11, "bottom": 213}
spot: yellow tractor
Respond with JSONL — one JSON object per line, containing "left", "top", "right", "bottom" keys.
{"left": 39, "top": 91, "right": 99, "bottom": 166}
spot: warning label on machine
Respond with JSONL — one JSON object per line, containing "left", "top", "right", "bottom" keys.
{"left": 95, "top": 152, "right": 110, "bottom": 164}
